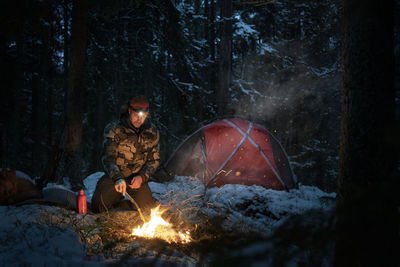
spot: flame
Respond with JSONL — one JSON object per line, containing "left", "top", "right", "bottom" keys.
{"left": 131, "top": 205, "right": 191, "bottom": 243}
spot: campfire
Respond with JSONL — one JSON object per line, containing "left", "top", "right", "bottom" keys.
{"left": 131, "top": 205, "right": 191, "bottom": 244}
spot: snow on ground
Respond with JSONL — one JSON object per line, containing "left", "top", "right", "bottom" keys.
{"left": 0, "top": 172, "right": 336, "bottom": 265}
{"left": 0, "top": 205, "right": 102, "bottom": 266}
{"left": 81, "top": 173, "right": 336, "bottom": 233}
{"left": 149, "top": 176, "right": 336, "bottom": 234}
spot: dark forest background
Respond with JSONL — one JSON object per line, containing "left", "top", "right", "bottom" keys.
{"left": 0, "top": 0, "right": 399, "bottom": 192}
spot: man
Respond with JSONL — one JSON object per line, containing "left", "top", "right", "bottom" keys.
{"left": 91, "top": 95, "right": 160, "bottom": 213}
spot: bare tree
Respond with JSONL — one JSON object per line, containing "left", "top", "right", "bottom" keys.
{"left": 217, "top": 0, "right": 232, "bottom": 117}
{"left": 63, "top": 0, "right": 88, "bottom": 188}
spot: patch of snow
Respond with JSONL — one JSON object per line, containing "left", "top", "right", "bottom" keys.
{"left": 308, "top": 60, "right": 340, "bottom": 77}
{"left": 258, "top": 41, "right": 277, "bottom": 55}
{"left": 149, "top": 176, "right": 336, "bottom": 234}
{"left": 0, "top": 205, "right": 88, "bottom": 265}
{"left": 192, "top": 15, "right": 206, "bottom": 20}
{"left": 234, "top": 20, "right": 258, "bottom": 38}
{"left": 248, "top": 13, "right": 256, "bottom": 19}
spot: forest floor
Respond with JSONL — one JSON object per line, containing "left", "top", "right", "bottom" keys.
{"left": 0, "top": 173, "right": 336, "bottom": 265}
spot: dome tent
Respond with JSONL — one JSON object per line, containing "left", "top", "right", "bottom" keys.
{"left": 165, "top": 118, "right": 297, "bottom": 190}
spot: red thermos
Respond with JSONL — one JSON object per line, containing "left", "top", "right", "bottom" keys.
{"left": 77, "top": 189, "right": 87, "bottom": 214}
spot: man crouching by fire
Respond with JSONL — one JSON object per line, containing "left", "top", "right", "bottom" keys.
{"left": 91, "top": 95, "right": 160, "bottom": 213}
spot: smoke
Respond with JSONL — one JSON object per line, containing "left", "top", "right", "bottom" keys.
{"left": 225, "top": 48, "right": 342, "bottom": 192}
{"left": 228, "top": 65, "right": 320, "bottom": 124}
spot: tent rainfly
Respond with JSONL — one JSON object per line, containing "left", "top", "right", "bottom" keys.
{"left": 165, "top": 118, "right": 297, "bottom": 190}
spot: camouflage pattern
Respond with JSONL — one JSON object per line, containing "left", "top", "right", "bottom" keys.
{"left": 101, "top": 115, "right": 160, "bottom": 183}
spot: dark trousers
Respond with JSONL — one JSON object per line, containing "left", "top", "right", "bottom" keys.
{"left": 91, "top": 175, "right": 157, "bottom": 213}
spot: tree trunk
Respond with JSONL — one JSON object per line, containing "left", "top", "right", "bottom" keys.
{"left": 0, "top": 35, "right": 13, "bottom": 166}
{"left": 217, "top": 0, "right": 232, "bottom": 117}
{"left": 63, "top": 0, "right": 70, "bottom": 79}
{"left": 204, "top": 0, "right": 209, "bottom": 41}
{"left": 205, "top": 0, "right": 217, "bottom": 114}
{"left": 63, "top": 0, "right": 88, "bottom": 188}
{"left": 31, "top": 71, "right": 41, "bottom": 175}
{"left": 39, "top": 2, "right": 69, "bottom": 187}
{"left": 8, "top": 37, "right": 24, "bottom": 168}
{"left": 335, "top": 0, "right": 399, "bottom": 266}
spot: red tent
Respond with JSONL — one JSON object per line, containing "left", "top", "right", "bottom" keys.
{"left": 165, "top": 118, "right": 297, "bottom": 190}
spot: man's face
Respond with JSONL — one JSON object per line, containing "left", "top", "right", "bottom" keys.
{"left": 129, "top": 109, "right": 149, "bottom": 128}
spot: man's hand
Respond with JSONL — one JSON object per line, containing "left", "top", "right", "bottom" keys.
{"left": 128, "top": 176, "right": 143, "bottom": 189}
{"left": 114, "top": 180, "right": 127, "bottom": 196}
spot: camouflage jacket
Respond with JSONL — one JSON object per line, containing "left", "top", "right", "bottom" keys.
{"left": 101, "top": 114, "right": 160, "bottom": 183}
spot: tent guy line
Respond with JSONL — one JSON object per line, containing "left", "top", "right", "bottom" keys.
{"left": 223, "top": 119, "right": 285, "bottom": 188}
{"left": 206, "top": 121, "right": 254, "bottom": 187}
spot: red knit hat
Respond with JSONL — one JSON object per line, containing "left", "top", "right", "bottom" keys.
{"left": 129, "top": 95, "right": 149, "bottom": 110}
